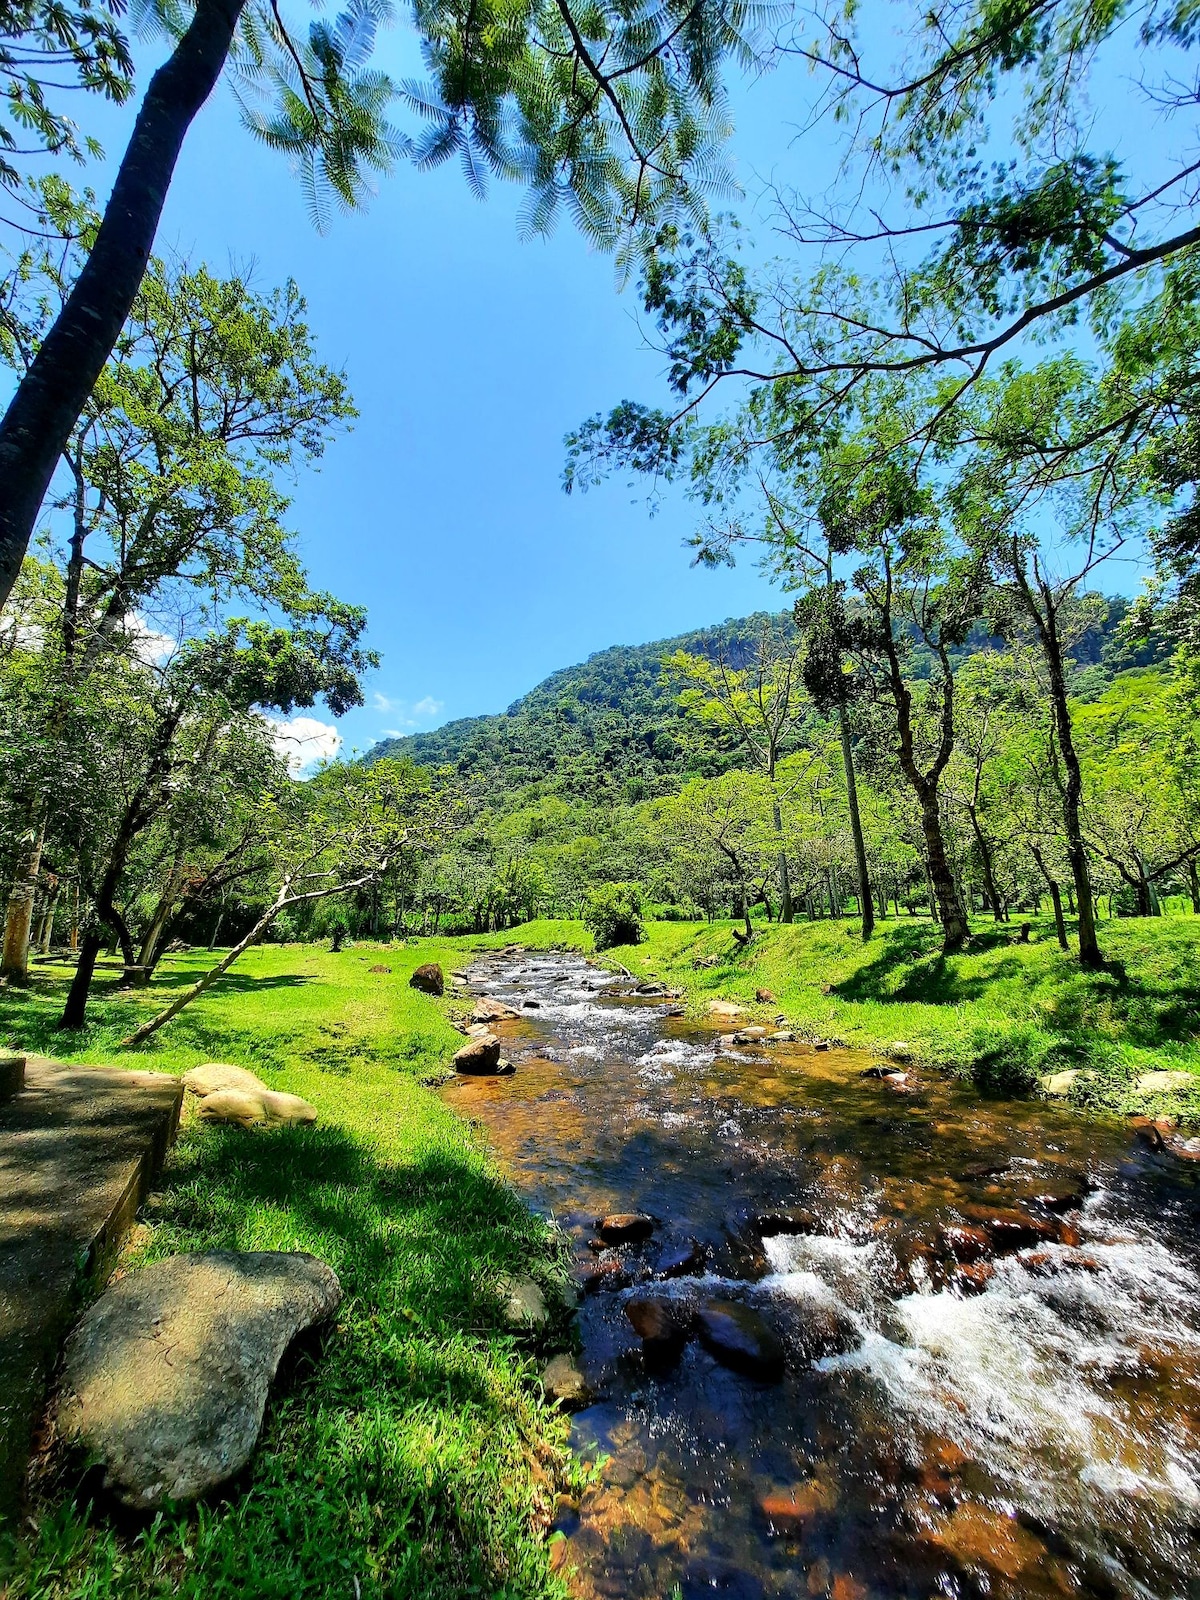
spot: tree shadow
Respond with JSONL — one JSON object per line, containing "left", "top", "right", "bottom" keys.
{"left": 31, "top": 1115, "right": 568, "bottom": 1597}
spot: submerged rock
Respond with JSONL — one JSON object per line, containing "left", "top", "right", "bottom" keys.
{"left": 655, "top": 1239, "right": 706, "bottom": 1279}
{"left": 409, "top": 962, "right": 444, "bottom": 996}
{"left": 598, "top": 1212, "right": 654, "bottom": 1244}
{"left": 695, "top": 1299, "right": 785, "bottom": 1381}
{"left": 792, "top": 1301, "right": 862, "bottom": 1363}
{"left": 936, "top": 1224, "right": 991, "bottom": 1264}
{"left": 625, "top": 1292, "right": 692, "bottom": 1365}
{"left": 454, "top": 1035, "right": 502, "bottom": 1074}
{"left": 960, "top": 1203, "right": 1057, "bottom": 1252}
{"left": 757, "top": 1476, "right": 837, "bottom": 1534}
{"left": 59, "top": 1251, "right": 341, "bottom": 1508}
{"left": 582, "top": 1256, "right": 630, "bottom": 1294}
{"left": 754, "top": 1209, "right": 821, "bottom": 1238}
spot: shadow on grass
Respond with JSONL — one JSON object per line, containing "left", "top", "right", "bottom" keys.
{"left": 23, "top": 1117, "right": 564, "bottom": 1599}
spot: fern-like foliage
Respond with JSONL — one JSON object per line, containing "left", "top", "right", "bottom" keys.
{"left": 229, "top": 0, "right": 773, "bottom": 246}
{"left": 232, "top": 0, "right": 409, "bottom": 230}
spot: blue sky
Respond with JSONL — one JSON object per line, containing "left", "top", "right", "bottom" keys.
{"left": 58, "top": 29, "right": 833, "bottom": 766}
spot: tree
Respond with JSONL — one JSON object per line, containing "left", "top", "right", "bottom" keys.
{"left": 121, "top": 756, "right": 440, "bottom": 1045}
{"left": 0, "top": 237, "right": 356, "bottom": 980}
{"left": 57, "top": 611, "right": 373, "bottom": 1027}
{"left": 0, "top": 0, "right": 767, "bottom": 612}
{"left": 665, "top": 613, "right": 808, "bottom": 921}
{"left": 653, "top": 770, "right": 774, "bottom": 941}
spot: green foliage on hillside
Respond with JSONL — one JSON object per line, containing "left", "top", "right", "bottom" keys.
{"left": 371, "top": 597, "right": 1155, "bottom": 811}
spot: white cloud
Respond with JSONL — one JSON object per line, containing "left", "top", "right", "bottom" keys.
{"left": 270, "top": 715, "right": 343, "bottom": 776}
{"left": 129, "top": 614, "right": 178, "bottom": 666}
{"left": 372, "top": 694, "right": 445, "bottom": 735}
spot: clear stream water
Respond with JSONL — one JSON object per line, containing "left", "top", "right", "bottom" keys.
{"left": 441, "top": 951, "right": 1200, "bottom": 1600}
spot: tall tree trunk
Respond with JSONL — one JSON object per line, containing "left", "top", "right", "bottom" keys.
{"left": 1013, "top": 550, "right": 1103, "bottom": 968}
{"left": 0, "top": 0, "right": 247, "bottom": 611}
{"left": 1, "top": 815, "right": 46, "bottom": 981}
{"left": 1190, "top": 859, "right": 1200, "bottom": 915}
{"left": 36, "top": 878, "right": 60, "bottom": 954}
{"left": 920, "top": 799, "right": 969, "bottom": 946}
{"left": 837, "top": 696, "right": 875, "bottom": 940}
{"left": 968, "top": 808, "right": 1004, "bottom": 921}
{"left": 771, "top": 790, "right": 794, "bottom": 923}
{"left": 1029, "top": 844, "right": 1069, "bottom": 951}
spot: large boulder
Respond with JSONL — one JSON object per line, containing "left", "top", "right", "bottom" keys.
{"left": 58, "top": 1251, "right": 341, "bottom": 1508}
{"left": 196, "top": 1088, "right": 317, "bottom": 1128}
{"left": 695, "top": 1299, "right": 785, "bottom": 1381}
{"left": 182, "top": 1062, "right": 269, "bottom": 1099}
{"left": 454, "top": 1035, "right": 502, "bottom": 1075}
{"left": 409, "top": 962, "right": 444, "bottom": 996}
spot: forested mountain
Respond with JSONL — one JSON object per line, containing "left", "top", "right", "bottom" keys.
{"left": 369, "top": 614, "right": 793, "bottom": 804}
{"left": 369, "top": 596, "right": 1158, "bottom": 807}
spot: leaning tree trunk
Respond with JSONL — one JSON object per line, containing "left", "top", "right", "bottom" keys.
{"left": 59, "top": 929, "right": 104, "bottom": 1029}
{"left": 138, "top": 849, "right": 188, "bottom": 975}
{"left": 1, "top": 815, "right": 46, "bottom": 981}
{"left": 0, "top": 0, "right": 247, "bottom": 611}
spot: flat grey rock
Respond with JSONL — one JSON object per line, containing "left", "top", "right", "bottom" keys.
{"left": 59, "top": 1250, "right": 341, "bottom": 1508}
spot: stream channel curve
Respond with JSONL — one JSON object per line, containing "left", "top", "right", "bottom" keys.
{"left": 441, "top": 949, "right": 1200, "bottom": 1600}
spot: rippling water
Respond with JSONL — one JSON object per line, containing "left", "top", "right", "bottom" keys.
{"left": 442, "top": 951, "right": 1200, "bottom": 1600}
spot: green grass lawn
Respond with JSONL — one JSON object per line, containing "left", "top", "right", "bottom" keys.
{"left": 606, "top": 911, "right": 1200, "bottom": 1120}
{"left": 0, "top": 930, "right": 590, "bottom": 1600}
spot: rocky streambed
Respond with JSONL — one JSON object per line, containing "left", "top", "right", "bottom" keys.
{"left": 441, "top": 951, "right": 1200, "bottom": 1600}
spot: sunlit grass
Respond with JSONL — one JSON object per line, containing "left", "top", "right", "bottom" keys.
{"left": 0, "top": 935, "right": 586, "bottom": 1600}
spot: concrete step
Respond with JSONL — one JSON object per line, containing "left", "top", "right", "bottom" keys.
{"left": 0, "top": 1059, "right": 183, "bottom": 1517}
{"left": 0, "top": 1053, "right": 24, "bottom": 1103}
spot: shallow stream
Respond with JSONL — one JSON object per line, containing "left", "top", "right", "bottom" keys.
{"left": 442, "top": 950, "right": 1200, "bottom": 1600}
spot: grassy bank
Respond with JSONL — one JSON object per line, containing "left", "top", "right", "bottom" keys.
{"left": 0, "top": 932, "right": 589, "bottom": 1600}
{"left": 606, "top": 913, "right": 1200, "bottom": 1121}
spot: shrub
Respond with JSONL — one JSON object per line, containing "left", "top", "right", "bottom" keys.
{"left": 583, "top": 882, "right": 645, "bottom": 950}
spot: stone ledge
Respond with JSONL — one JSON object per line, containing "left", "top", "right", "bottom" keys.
{"left": 0, "top": 1059, "right": 183, "bottom": 1518}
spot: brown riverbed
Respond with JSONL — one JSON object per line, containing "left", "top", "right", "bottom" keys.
{"left": 442, "top": 951, "right": 1200, "bottom": 1600}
